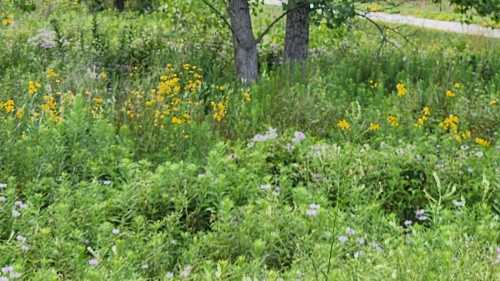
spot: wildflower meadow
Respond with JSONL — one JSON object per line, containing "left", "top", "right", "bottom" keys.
{"left": 0, "top": 0, "right": 499, "bottom": 280}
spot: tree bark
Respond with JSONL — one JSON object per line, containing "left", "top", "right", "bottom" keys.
{"left": 284, "top": 0, "right": 310, "bottom": 62}
{"left": 227, "top": 0, "right": 259, "bottom": 84}
{"left": 115, "top": 0, "right": 125, "bottom": 11}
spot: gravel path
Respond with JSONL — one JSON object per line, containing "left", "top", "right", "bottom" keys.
{"left": 264, "top": 0, "right": 500, "bottom": 39}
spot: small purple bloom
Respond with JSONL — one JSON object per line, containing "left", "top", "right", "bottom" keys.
{"left": 88, "top": 258, "right": 99, "bottom": 266}
{"left": 306, "top": 203, "right": 320, "bottom": 217}
{"left": 0, "top": 276, "right": 8, "bottom": 281}
{"left": 404, "top": 220, "right": 413, "bottom": 227}
{"left": 346, "top": 227, "right": 355, "bottom": 236}
{"left": 415, "top": 209, "right": 428, "bottom": 221}
{"left": 14, "top": 201, "right": 27, "bottom": 209}
{"left": 292, "top": 131, "right": 306, "bottom": 144}
{"left": 166, "top": 272, "right": 174, "bottom": 279}
{"left": 112, "top": 228, "right": 120, "bottom": 235}
{"left": 2, "top": 266, "right": 14, "bottom": 274}
{"left": 338, "top": 235, "right": 348, "bottom": 244}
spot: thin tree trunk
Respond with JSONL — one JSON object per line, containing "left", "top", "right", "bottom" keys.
{"left": 115, "top": 0, "right": 125, "bottom": 11}
{"left": 228, "top": 0, "right": 259, "bottom": 84}
{"left": 284, "top": 0, "right": 310, "bottom": 62}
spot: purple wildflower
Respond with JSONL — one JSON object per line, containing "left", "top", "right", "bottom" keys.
{"left": 338, "top": 235, "right": 348, "bottom": 244}
{"left": 306, "top": 203, "right": 320, "bottom": 217}
{"left": 88, "top": 258, "right": 99, "bottom": 267}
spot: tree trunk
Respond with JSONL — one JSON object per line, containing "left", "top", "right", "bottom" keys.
{"left": 284, "top": 0, "right": 310, "bottom": 62}
{"left": 115, "top": 0, "right": 125, "bottom": 11}
{"left": 228, "top": 0, "right": 259, "bottom": 84}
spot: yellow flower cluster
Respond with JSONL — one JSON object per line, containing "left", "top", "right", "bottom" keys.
{"left": 1, "top": 99, "right": 15, "bottom": 113}
{"left": 439, "top": 114, "right": 459, "bottom": 131}
{"left": 396, "top": 82, "right": 407, "bottom": 97}
{"left": 47, "top": 68, "right": 58, "bottom": 80}
{"left": 475, "top": 137, "right": 490, "bottom": 147}
{"left": 387, "top": 115, "right": 399, "bottom": 127}
{"left": 211, "top": 100, "right": 227, "bottom": 122}
{"left": 123, "top": 64, "right": 204, "bottom": 128}
{"left": 28, "top": 81, "right": 42, "bottom": 96}
{"left": 41, "top": 95, "right": 62, "bottom": 123}
{"left": 337, "top": 119, "right": 351, "bottom": 131}
{"left": 242, "top": 89, "right": 251, "bottom": 103}
{"left": 1, "top": 14, "right": 14, "bottom": 26}
{"left": 452, "top": 130, "right": 471, "bottom": 143}
{"left": 416, "top": 106, "right": 431, "bottom": 128}
{"left": 446, "top": 90, "right": 456, "bottom": 97}
{"left": 368, "top": 122, "right": 381, "bottom": 131}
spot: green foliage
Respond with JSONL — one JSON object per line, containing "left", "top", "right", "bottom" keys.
{"left": 0, "top": 1, "right": 499, "bottom": 279}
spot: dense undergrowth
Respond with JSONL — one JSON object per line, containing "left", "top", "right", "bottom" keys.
{"left": 0, "top": 1, "right": 499, "bottom": 280}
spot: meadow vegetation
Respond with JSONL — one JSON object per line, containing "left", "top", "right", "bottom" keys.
{"left": 0, "top": 1, "right": 499, "bottom": 280}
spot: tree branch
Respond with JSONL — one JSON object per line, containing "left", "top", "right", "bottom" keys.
{"left": 200, "top": 0, "right": 239, "bottom": 43}
{"left": 256, "top": 1, "right": 312, "bottom": 44}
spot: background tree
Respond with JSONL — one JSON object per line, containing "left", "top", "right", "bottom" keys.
{"left": 115, "top": 0, "right": 124, "bottom": 11}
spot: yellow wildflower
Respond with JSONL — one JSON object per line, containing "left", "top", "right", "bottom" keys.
{"left": 93, "top": 96, "right": 103, "bottom": 107}
{"left": 47, "top": 68, "right": 58, "bottom": 80}
{"left": 337, "top": 119, "right": 351, "bottom": 131}
{"left": 368, "top": 122, "right": 381, "bottom": 131}
{"left": 211, "top": 101, "right": 227, "bottom": 122}
{"left": 3, "top": 99, "right": 15, "bottom": 113}
{"left": 396, "top": 82, "right": 407, "bottom": 97}
{"left": 440, "top": 114, "right": 459, "bottom": 131}
{"left": 416, "top": 116, "right": 428, "bottom": 128}
{"left": 2, "top": 15, "right": 14, "bottom": 26}
{"left": 446, "top": 90, "right": 456, "bottom": 97}
{"left": 475, "top": 137, "right": 490, "bottom": 147}
{"left": 490, "top": 99, "right": 497, "bottom": 106}
{"left": 172, "top": 115, "right": 188, "bottom": 125}
{"left": 41, "top": 95, "right": 57, "bottom": 112}
{"left": 421, "top": 106, "right": 431, "bottom": 116}
{"left": 242, "top": 90, "right": 251, "bottom": 103}
{"left": 16, "top": 108, "right": 25, "bottom": 119}
{"left": 28, "top": 80, "right": 41, "bottom": 96}
{"left": 99, "top": 71, "right": 108, "bottom": 81}
{"left": 387, "top": 115, "right": 399, "bottom": 127}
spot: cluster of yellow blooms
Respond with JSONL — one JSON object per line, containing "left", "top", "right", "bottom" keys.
{"left": 242, "top": 89, "right": 252, "bottom": 103}
{"left": 337, "top": 119, "right": 351, "bottom": 131}
{"left": 387, "top": 115, "right": 399, "bottom": 127}
{"left": 1, "top": 14, "right": 14, "bottom": 26}
{"left": 445, "top": 90, "right": 456, "bottom": 98}
{"left": 40, "top": 95, "right": 62, "bottom": 122}
{"left": 396, "top": 82, "right": 407, "bottom": 97}
{"left": 475, "top": 137, "right": 490, "bottom": 147}
{"left": 211, "top": 100, "right": 227, "bottom": 122}
{"left": 368, "top": 122, "right": 381, "bottom": 131}
{"left": 0, "top": 99, "right": 15, "bottom": 113}
{"left": 416, "top": 106, "right": 432, "bottom": 127}
{"left": 440, "top": 114, "right": 459, "bottom": 131}
{"left": 123, "top": 64, "right": 204, "bottom": 128}
{"left": 28, "top": 81, "right": 42, "bottom": 96}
